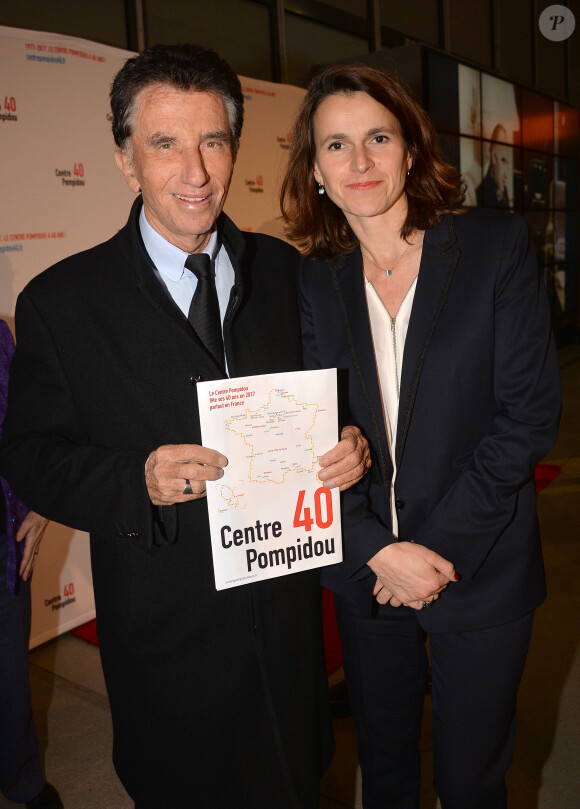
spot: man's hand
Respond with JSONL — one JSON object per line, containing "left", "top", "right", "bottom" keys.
{"left": 145, "top": 444, "right": 228, "bottom": 506}
{"left": 318, "top": 425, "right": 371, "bottom": 491}
{"left": 369, "top": 541, "right": 457, "bottom": 610}
{"left": 16, "top": 510, "right": 49, "bottom": 581}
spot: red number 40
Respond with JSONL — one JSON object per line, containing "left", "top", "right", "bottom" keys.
{"left": 293, "top": 487, "right": 333, "bottom": 531}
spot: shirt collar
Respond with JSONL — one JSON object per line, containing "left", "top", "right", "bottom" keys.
{"left": 139, "top": 206, "right": 220, "bottom": 281}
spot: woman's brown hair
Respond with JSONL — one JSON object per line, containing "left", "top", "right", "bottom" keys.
{"left": 280, "top": 63, "right": 465, "bottom": 260}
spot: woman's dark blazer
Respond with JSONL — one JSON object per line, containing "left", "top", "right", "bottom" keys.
{"left": 299, "top": 208, "right": 561, "bottom": 634}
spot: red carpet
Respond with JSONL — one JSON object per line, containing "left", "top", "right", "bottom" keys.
{"left": 70, "top": 463, "right": 562, "bottom": 672}
{"left": 322, "top": 587, "right": 342, "bottom": 674}
{"left": 70, "top": 618, "right": 98, "bottom": 644}
{"left": 534, "top": 462, "right": 561, "bottom": 492}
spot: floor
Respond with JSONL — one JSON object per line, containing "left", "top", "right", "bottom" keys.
{"left": 2, "top": 343, "right": 579, "bottom": 809}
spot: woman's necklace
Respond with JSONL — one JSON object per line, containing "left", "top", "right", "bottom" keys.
{"left": 361, "top": 242, "right": 411, "bottom": 277}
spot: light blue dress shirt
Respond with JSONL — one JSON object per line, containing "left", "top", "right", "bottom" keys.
{"left": 139, "top": 206, "right": 235, "bottom": 327}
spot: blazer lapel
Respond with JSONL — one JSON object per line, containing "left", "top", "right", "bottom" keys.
{"left": 126, "top": 197, "right": 227, "bottom": 376}
{"left": 396, "top": 215, "right": 461, "bottom": 469}
{"left": 330, "top": 249, "right": 392, "bottom": 484}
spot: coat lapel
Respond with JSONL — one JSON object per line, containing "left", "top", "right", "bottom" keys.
{"left": 330, "top": 249, "right": 392, "bottom": 484}
{"left": 125, "top": 197, "right": 228, "bottom": 377}
{"left": 396, "top": 214, "right": 460, "bottom": 468}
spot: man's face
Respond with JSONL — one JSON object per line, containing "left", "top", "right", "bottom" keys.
{"left": 489, "top": 142, "right": 509, "bottom": 196}
{"left": 115, "top": 85, "right": 235, "bottom": 253}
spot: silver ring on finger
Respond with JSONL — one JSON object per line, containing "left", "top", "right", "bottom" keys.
{"left": 422, "top": 600, "right": 432, "bottom": 609}
{"left": 183, "top": 479, "right": 193, "bottom": 495}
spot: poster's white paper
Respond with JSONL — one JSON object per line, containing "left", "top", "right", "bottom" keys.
{"left": 198, "top": 369, "right": 343, "bottom": 590}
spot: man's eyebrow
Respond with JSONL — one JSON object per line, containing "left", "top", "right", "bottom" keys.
{"left": 147, "top": 132, "right": 176, "bottom": 145}
{"left": 144, "top": 130, "right": 231, "bottom": 145}
{"left": 203, "top": 129, "right": 230, "bottom": 142}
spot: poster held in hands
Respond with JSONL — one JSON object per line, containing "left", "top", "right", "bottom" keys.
{"left": 197, "top": 368, "right": 343, "bottom": 590}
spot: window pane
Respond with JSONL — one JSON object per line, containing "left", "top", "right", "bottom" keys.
{"left": 458, "top": 64, "right": 482, "bottom": 138}
{"left": 481, "top": 74, "right": 520, "bottom": 144}
{"left": 144, "top": 0, "right": 273, "bottom": 81}
{"left": 495, "top": 0, "right": 532, "bottom": 85}
{"left": 478, "top": 141, "right": 517, "bottom": 209}
{"left": 522, "top": 151, "right": 553, "bottom": 208}
{"left": 285, "top": 14, "right": 368, "bottom": 88}
{"left": 554, "top": 102, "right": 579, "bottom": 159}
{"left": 426, "top": 52, "right": 459, "bottom": 133}
{"left": 380, "top": 0, "right": 439, "bottom": 47}
{"left": 448, "top": 0, "right": 491, "bottom": 67}
{"left": 324, "top": 0, "right": 367, "bottom": 18}
{"left": 1, "top": 0, "right": 127, "bottom": 48}
{"left": 460, "top": 137, "right": 483, "bottom": 207}
{"left": 521, "top": 89, "right": 554, "bottom": 153}
{"left": 535, "top": 0, "right": 567, "bottom": 100}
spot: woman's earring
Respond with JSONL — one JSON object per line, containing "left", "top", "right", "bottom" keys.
{"left": 318, "top": 183, "right": 325, "bottom": 195}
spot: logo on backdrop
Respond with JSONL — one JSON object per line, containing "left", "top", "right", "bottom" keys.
{"left": 1, "top": 95, "right": 18, "bottom": 123}
{"left": 245, "top": 175, "right": 264, "bottom": 194}
{"left": 24, "top": 41, "right": 106, "bottom": 64}
{"left": 241, "top": 85, "right": 276, "bottom": 102}
{"left": 25, "top": 41, "right": 66, "bottom": 64}
{"left": 539, "top": 5, "right": 576, "bottom": 40}
{"left": 44, "top": 582, "right": 76, "bottom": 612}
{"left": 276, "top": 132, "right": 292, "bottom": 151}
{"left": 0, "top": 231, "right": 67, "bottom": 253}
{"left": 55, "top": 163, "right": 86, "bottom": 187}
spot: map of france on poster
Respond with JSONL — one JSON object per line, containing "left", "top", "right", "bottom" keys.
{"left": 198, "top": 369, "right": 343, "bottom": 590}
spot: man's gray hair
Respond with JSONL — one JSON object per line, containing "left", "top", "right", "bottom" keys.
{"left": 111, "top": 43, "right": 244, "bottom": 152}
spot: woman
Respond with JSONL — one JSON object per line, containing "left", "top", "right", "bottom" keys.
{"left": 0, "top": 320, "right": 61, "bottom": 809}
{"left": 281, "top": 65, "right": 561, "bottom": 809}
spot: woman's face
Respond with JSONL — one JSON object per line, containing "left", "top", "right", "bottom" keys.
{"left": 312, "top": 91, "right": 412, "bottom": 227}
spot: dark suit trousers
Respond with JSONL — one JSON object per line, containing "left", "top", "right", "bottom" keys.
{"left": 335, "top": 595, "right": 534, "bottom": 809}
{"left": 0, "top": 532, "right": 44, "bottom": 803}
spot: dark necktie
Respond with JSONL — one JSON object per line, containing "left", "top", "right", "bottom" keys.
{"left": 185, "top": 253, "right": 224, "bottom": 368}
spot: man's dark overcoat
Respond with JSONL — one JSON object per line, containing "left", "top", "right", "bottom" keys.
{"left": 0, "top": 199, "right": 333, "bottom": 809}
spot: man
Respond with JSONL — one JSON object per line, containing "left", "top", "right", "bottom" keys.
{"left": 476, "top": 124, "right": 511, "bottom": 208}
{"left": 0, "top": 45, "right": 369, "bottom": 809}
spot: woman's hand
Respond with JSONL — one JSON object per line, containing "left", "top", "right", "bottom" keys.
{"left": 369, "top": 541, "right": 457, "bottom": 610}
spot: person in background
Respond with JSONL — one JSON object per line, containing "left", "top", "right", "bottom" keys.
{"left": 476, "top": 124, "right": 511, "bottom": 207}
{"left": 0, "top": 320, "right": 62, "bottom": 809}
{"left": 281, "top": 63, "right": 560, "bottom": 809}
{"left": 0, "top": 46, "right": 370, "bottom": 809}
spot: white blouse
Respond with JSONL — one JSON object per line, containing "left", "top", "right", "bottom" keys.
{"left": 364, "top": 276, "right": 418, "bottom": 536}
